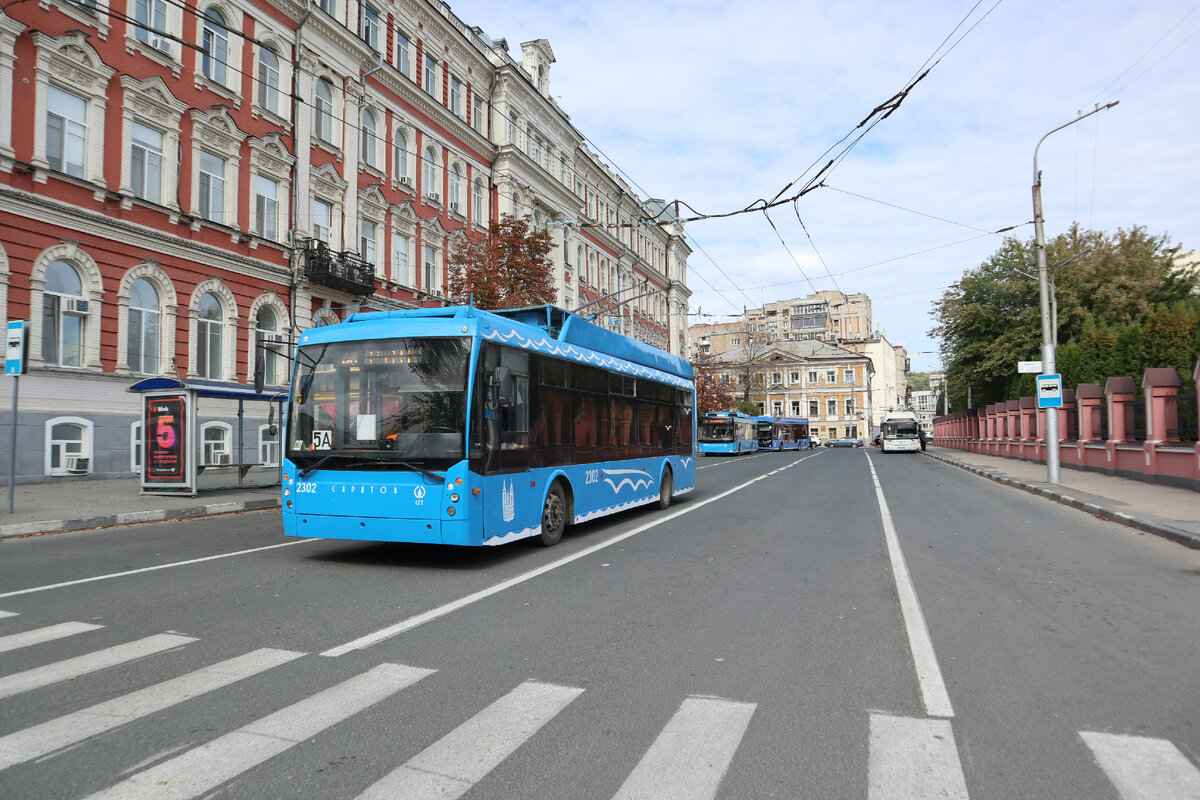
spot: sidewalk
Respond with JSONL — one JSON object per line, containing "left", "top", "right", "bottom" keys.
{"left": 0, "top": 473, "right": 280, "bottom": 539}
{"left": 923, "top": 445, "right": 1200, "bottom": 550}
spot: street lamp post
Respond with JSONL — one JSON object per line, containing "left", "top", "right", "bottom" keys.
{"left": 1032, "top": 102, "right": 1117, "bottom": 484}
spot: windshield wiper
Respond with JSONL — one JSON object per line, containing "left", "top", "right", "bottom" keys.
{"left": 295, "top": 452, "right": 444, "bottom": 481}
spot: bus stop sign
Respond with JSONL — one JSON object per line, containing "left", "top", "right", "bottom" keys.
{"left": 1037, "top": 374, "right": 1063, "bottom": 408}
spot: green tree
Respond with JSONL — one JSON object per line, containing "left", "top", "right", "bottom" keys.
{"left": 1142, "top": 302, "right": 1200, "bottom": 384}
{"left": 1111, "top": 325, "right": 1145, "bottom": 380}
{"left": 447, "top": 213, "right": 555, "bottom": 309}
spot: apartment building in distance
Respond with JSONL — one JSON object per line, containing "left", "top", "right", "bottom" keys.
{"left": 0, "top": 0, "right": 689, "bottom": 483}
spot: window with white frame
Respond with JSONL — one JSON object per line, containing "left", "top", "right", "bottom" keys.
{"left": 360, "top": 3, "right": 380, "bottom": 49}
{"left": 46, "top": 86, "right": 87, "bottom": 178}
{"left": 845, "top": 398, "right": 855, "bottom": 417}
{"left": 827, "top": 399, "right": 837, "bottom": 418}
{"left": 791, "top": 401, "right": 801, "bottom": 415}
{"left": 809, "top": 399, "right": 819, "bottom": 417}
{"left": 254, "top": 305, "right": 280, "bottom": 386}
{"left": 394, "top": 129, "right": 410, "bottom": 184}
{"left": 423, "top": 242, "right": 438, "bottom": 293}
{"left": 258, "top": 423, "right": 279, "bottom": 466}
{"left": 360, "top": 218, "right": 378, "bottom": 264}
{"left": 826, "top": 369, "right": 836, "bottom": 383}
{"left": 396, "top": 31, "right": 411, "bottom": 78}
{"left": 42, "top": 260, "right": 86, "bottom": 367}
{"left": 423, "top": 145, "right": 439, "bottom": 200}
{"left": 773, "top": 401, "right": 782, "bottom": 415}
{"left": 731, "top": 338, "right": 740, "bottom": 346}
{"left": 134, "top": 0, "right": 168, "bottom": 49}
{"left": 844, "top": 368, "right": 855, "bottom": 383}
{"left": 196, "top": 292, "right": 224, "bottom": 379}
{"left": 257, "top": 47, "right": 280, "bottom": 115}
{"left": 314, "top": 79, "right": 333, "bottom": 142}
{"left": 252, "top": 175, "right": 278, "bottom": 239}
{"left": 47, "top": 418, "right": 91, "bottom": 476}
{"left": 127, "top": 278, "right": 160, "bottom": 374}
{"left": 450, "top": 76, "right": 463, "bottom": 119}
{"left": 197, "top": 150, "right": 226, "bottom": 223}
{"left": 361, "top": 107, "right": 379, "bottom": 169}
{"left": 473, "top": 93, "right": 484, "bottom": 133}
{"left": 790, "top": 371, "right": 800, "bottom": 383}
{"left": 772, "top": 371, "right": 782, "bottom": 384}
{"left": 201, "top": 8, "right": 229, "bottom": 86}
{"left": 392, "top": 231, "right": 411, "bottom": 285}
{"left": 131, "top": 420, "right": 142, "bottom": 474}
{"left": 424, "top": 53, "right": 437, "bottom": 97}
{"left": 317, "top": 0, "right": 333, "bottom": 14}
{"left": 130, "top": 122, "right": 163, "bottom": 204}
{"left": 201, "top": 422, "right": 231, "bottom": 465}
{"left": 449, "top": 163, "right": 461, "bottom": 213}
{"left": 312, "top": 198, "right": 332, "bottom": 243}
{"left": 472, "top": 178, "right": 484, "bottom": 224}
{"left": 808, "top": 370, "right": 817, "bottom": 382}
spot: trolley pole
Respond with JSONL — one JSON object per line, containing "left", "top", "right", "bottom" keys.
{"left": 1031, "top": 102, "right": 1118, "bottom": 484}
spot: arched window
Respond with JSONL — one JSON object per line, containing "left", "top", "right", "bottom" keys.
{"left": 46, "top": 417, "right": 92, "bottom": 476}
{"left": 394, "top": 129, "right": 409, "bottom": 181}
{"left": 254, "top": 306, "right": 280, "bottom": 386}
{"left": 42, "top": 260, "right": 85, "bottom": 367}
{"left": 449, "top": 163, "right": 461, "bottom": 211}
{"left": 360, "top": 107, "right": 378, "bottom": 168}
{"left": 472, "top": 177, "right": 485, "bottom": 223}
{"left": 128, "top": 278, "right": 160, "bottom": 374}
{"left": 423, "top": 145, "right": 438, "bottom": 199}
{"left": 257, "top": 47, "right": 280, "bottom": 114}
{"left": 196, "top": 292, "right": 223, "bottom": 379}
{"left": 201, "top": 421, "right": 232, "bottom": 465}
{"left": 314, "top": 79, "right": 333, "bottom": 142}
{"left": 201, "top": 8, "right": 229, "bottom": 85}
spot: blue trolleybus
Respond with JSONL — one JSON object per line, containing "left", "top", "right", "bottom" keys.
{"left": 697, "top": 411, "right": 758, "bottom": 455}
{"left": 753, "top": 416, "right": 775, "bottom": 451}
{"left": 281, "top": 305, "right": 696, "bottom": 547}
{"left": 763, "top": 416, "right": 811, "bottom": 450}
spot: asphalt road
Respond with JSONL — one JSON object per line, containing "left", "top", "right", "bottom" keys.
{"left": 0, "top": 449, "right": 1197, "bottom": 799}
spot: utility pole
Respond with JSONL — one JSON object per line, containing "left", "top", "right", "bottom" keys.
{"left": 1032, "top": 102, "right": 1118, "bottom": 484}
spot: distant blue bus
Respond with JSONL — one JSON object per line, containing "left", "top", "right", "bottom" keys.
{"left": 281, "top": 305, "right": 696, "bottom": 547}
{"left": 758, "top": 416, "right": 811, "bottom": 450}
{"left": 697, "top": 411, "right": 758, "bottom": 455}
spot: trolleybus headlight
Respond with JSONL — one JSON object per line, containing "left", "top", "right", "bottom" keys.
{"left": 284, "top": 488, "right": 290, "bottom": 496}
{"left": 286, "top": 500, "right": 292, "bottom": 509}
{"left": 446, "top": 507, "right": 456, "bottom": 516}
{"left": 450, "top": 493, "right": 460, "bottom": 503}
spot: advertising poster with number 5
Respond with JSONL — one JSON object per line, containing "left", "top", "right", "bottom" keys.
{"left": 146, "top": 395, "right": 187, "bottom": 482}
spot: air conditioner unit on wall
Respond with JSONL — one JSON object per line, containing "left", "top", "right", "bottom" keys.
{"left": 216, "top": 453, "right": 232, "bottom": 466}
{"left": 65, "top": 298, "right": 89, "bottom": 314}
{"left": 399, "top": 175, "right": 413, "bottom": 188}
{"left": 148, "top": 34, "right": 170, "bottom": 52}
{"left": 450, "top": 202, "right": 461, "bottom": 214}
{"left": 64, "top": 456, "right": 89, "bottom": 474}
{"left": 427, "top": 191, "right": 440, "bottom": 204}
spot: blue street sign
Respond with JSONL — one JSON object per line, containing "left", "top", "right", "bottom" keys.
{"left": 5, "top": 320, "right": 27, "bottom": 376}
{"left": 1037, "top": 374, "right": 1063, "bottom": 408}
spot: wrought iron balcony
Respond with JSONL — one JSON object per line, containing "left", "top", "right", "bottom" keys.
{"left": 302, "top": 240, "right": 376, "bottom": 296}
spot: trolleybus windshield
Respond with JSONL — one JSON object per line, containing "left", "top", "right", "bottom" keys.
{"left": 697, "top": 419, "right": 736, "bottom": 442}
{"left": 287, "top": 337, "right": 470, "bottom": 470}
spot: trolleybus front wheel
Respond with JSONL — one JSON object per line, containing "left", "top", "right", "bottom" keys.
{"left": 537, "top": 482, "right": 567, "bottom": 547}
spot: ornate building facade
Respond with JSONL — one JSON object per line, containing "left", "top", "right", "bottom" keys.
{"left": 0, "top": 0, "right": 689, "bottom": 482}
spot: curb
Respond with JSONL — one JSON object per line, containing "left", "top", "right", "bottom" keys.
{"left": 0, "top": 497, "right": 280, "bottom": 539}
{"left": 925, "top": 452, "right": 1200, "bottom": 550}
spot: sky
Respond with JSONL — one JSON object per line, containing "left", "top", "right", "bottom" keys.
{"left": 446, "top": 0, "right": 1199, "bottom": 372}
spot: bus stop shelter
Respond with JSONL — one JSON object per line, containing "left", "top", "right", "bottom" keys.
{"left": 128, "top": 377, "right": 286, "bottom": 496}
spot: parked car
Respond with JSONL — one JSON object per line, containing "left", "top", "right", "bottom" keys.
{"left": 825, "top": 436, "right": 864, "bottom": 448}
{"left": 810, "top": 435, "right": 821, "bottom": 448}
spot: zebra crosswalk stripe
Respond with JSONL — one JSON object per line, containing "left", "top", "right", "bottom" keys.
{"left": 0, "top": 621, "right": 103, "bottom": 654}
{"left": 611, "top": 695, "right": 757, "bottom": 800}
{"left": 356, "top": 680, "right": 584, "bottom": 800}
{"left": 0, "top": 647, "right": 304, "bottom": 772}
{"left": 82, "top": 662, "right": 435, "bottom": 800}
{"left": 867, "top": 713, "right": 969, "bottom": 800}
{"left": 0, "top": 633, "right": 196, "bottom": 701}
{"left": 1080, "top": 731, "right": 1200, "bottom": 800}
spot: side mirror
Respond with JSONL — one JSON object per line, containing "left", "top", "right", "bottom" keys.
{"left": 253, "top": 349, "right": 266, "bottom": 394}
{"left": 492, "top": 366, "right": 514, "bottom": 407}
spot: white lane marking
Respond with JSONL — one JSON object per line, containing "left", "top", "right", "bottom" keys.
{"left": 866, "top": 456, "right": 955, "bottom": 718}
{"left": 0, "top": 648, "right": 303, "bottom": 772}
{"left": 0, "top": 611, "right": 17, "bottom": 619}
{"left": 0, "top": 621, "right": 103, "bottom": 653}
{"left": 696, "top": 449, "right": 823, "bottom": 470}
{"left": 356, "top": 680, "right": 584, "bottom": 799}
{"left": 82, "top": 662, "right": 434, "bottom": 800}
{"left": 322, "top": 458, "right": 806, "bottom": 657}
{"left": 0, "top": 633, "right": 196, "bottom": 701}
{"left": 1080, "top": 731, "right": 1200, "bottom": 800}
{"left": 611, "top": 695, "right": 756, "bottom": 800}
{"left": 867, "top": 713, "right": 969, "bottom": 800}
{"left": 0, "top": 540, "right": 316, "bottom": 600}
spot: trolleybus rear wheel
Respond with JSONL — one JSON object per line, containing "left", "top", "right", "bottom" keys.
{"left": 658, "top": 468, "right": 673, "bottom": 510}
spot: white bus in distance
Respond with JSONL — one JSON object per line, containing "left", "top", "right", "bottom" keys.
{"left": 879, "top": 410, "right": 922, "bottom": 453}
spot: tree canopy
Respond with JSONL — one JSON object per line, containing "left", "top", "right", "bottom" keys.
{"left": 929, "top": 224, "right": 1197, "bottom": 409}
{"left": 690, "top": 349, "right": 735, "bottom": 415}
{"left": 447, "top": 213, "right": 556, "bottom": 309}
